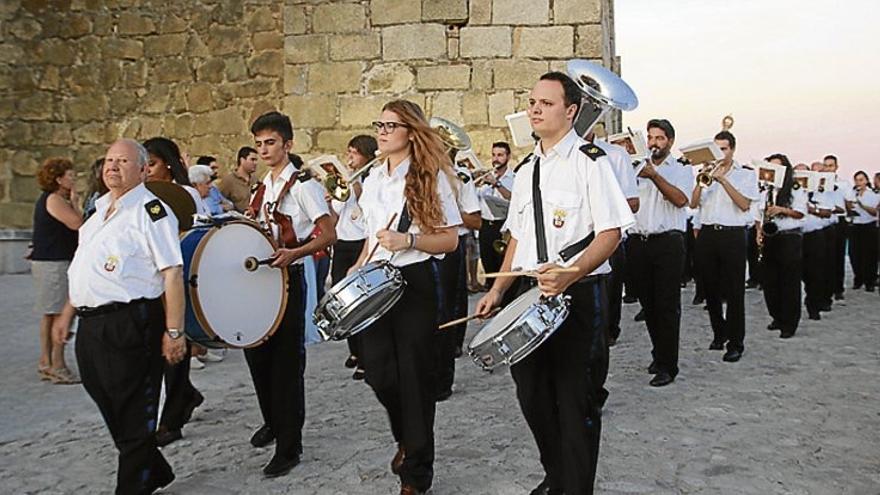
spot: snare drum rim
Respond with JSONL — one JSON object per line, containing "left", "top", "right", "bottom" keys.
{"left": 187, "top": 220, "right": 290, "bottom": 348}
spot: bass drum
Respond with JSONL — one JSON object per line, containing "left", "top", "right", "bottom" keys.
{"left": 181, "top": 219, "right": 288, "bottom": 348}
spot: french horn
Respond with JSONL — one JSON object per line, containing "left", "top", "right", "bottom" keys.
{"left": 566, "top": 59, "right": 639, "bottom": 138}
{"left": 429, "top": 116, "right": 472, "bottom": 151}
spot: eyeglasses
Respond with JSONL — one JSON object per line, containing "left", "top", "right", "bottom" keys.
{"left": 372, "top": 121, "right": 409, "bottom": 134}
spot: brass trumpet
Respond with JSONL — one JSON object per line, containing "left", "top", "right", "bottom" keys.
{"left": 696, "top": 161, "right": 722, "bottom": 188}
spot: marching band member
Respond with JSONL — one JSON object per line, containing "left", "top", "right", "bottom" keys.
{"left": 475, "top": 72, "right": 635, "bottom": 495}
{"left": 690, "top": 131, "right": 759, "bottom": 362}
{"left": 846, "top": 171, "right": 880, "bottom": 292}
{"left": 628, "top": 119, "right": 693, "bottom": 386}
{"left": 823, "top": 155, "right": 850, "bottom": 300}
{"left": 53, "top": 139, "right": 187, "bottom": 494}
{"left": 333, "top": 135, "right": 376, "bottom": 380}
{"left": 244, "top": 111, "right": 336, "bottom": 477}
{"left": 758, "top": 154, "right": 806, "bottom": 338}
{"left": 350, "top": 100, "right": 462, "bottom": 495}
{"left": 476, "top": 142, "right": 515, "bottom": 278}
{"left": 797, "top": 163, "right": 832, "bottom": 320}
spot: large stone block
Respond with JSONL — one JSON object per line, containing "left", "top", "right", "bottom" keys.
{"left": 245, "top": 5, "right": 277, "bottom": 32}
{"left": 283, "top": 5, "right": 307, "bottom": 35}
{"left": 493, "top": 0, "right": 548, "bottom": 25}
{"left": 248, "top": 50, "right": 283, "bottom": 77}
{"left": 471, "top": 60, "right": 492, "bottom": 89}
{"left": 72, "top": 122, "right": 106, "bottom": 144}
{"left": 65, "top": 95, "right": 110, "bottom": 122}
{"left": 9, "top": 18, "right": 42, "bottom": 40}
{"left": 38, "top": 40, "right": 77, "bottom": 66}
{"left": 225, "top": 56, "right": 249, "bottom": 82}
{"left": 196, "top": 58, "right": 225, "bottom": 83}
{"left": 203, "top": 107, "right": 246, "bottom": 135}
{"left": 11, "top": 175, "right": 40, "bottom": 203}
{"left": 555, "top": 0, "right": 602, "bottom": 24}
{"left": 60, "top": 14, "right": 92, "bottom": 38}
{"left": 315, "top": 129, "right": 366, "bottom": 153}
{"left": 313, "top": 3, "right": 365, "bottom": 33}
{"left": 339, "top": 96, "right": 386, "bottom": 128}
{"left": 429, "top": 91, "right": 463, "bottom": 124}
{"left": 0, "top": 203, "right": 34, "bottom": 229}
{"left": 152, "top": 58, "right": 191, "bottom": 84}
{"left": 121, "top": 60, "right": 148, "bottom": 88}
{"left": 284, "top": 64, "right": 308, "bottom": 95}
{"left": 514, "top": 26, "right": 574, "bottom": 58}
{"left": 187, "top": 83, "right": 214, "bottom": 113}
{"left": 140, "top": 85, "right": 170, "bottom": 114}
{"left": 469, "top": 0, "right": 492, "bottom": 25}
{"left": 207, "top": 26, "right": 249, "bottom": 56}
{"left": 371, "top": 0, "right": 421, "bottom": 26}
{"left": 253, "top": 31, "right": 283, "bottom": 51}
{"left": 0, "top": 43, "right": 25, "bottom": 64}
{"left": 283, "top": 95, "right": 337, "bottom": 128}
{"left": 488, "top": 90, "right": 514, "bottom": 128}
{"left": 467, "top": 129, "right": 509, "bottom": 162}
{"left": 18, "top": 94, "right": 54, "bottom": 121}
{"left": 460, "top": 26, "right": 511, "bottom": 58}
{"left": 145, "top": 33, "right": 187, "bottom": 58}
{"left": 1, "top": 122, "right": 32, "bottom": 147}
{"left": 117, "top": 12, "right": 156, "bottom": 35}
{"left": 329, "top": 33, "right": 381, "bottom": 61}
{"left": 382, "top": 24, "right": 447, "bottom": 61}
{"left": 10, "top": 151, "right": 39, "bottom": 176}
{"left": 422, "top": 0, "right": 468, "bottom": 22}
{"left": 160, "top": 13, "right": 187, "bottom": 34}
{"left": 186, "top": 34, "right": 209, "bottom": 57}
{"left": 576, "top": 24, "right": 604, "bottom": 58}
{"left": 285, "top": 34, "right": 326, "bottom": 64}
{"left": 308, "top": 62, "right": 362, "bottom": 94}
{"left": 364, "top": 63, "right": 415, "bottom": 93}
{"left": 462, "top": 92, "right": 488, "bottom": 126}
{"left": 416, "top": 65, "right": 471, "bottom": 90}
{"left": 492, "top": 59, "right": 548, "bottom": 89}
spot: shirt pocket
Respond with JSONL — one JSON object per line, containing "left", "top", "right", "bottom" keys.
{"left": 103, "top": 229, "right": 149, "bottom": 279}
{"left": 544, "top": 190, "right": 584, "bottom": 243}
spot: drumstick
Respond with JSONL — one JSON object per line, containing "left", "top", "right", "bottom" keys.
{"left": 438, "top": 308, "right": 500, "bottom": 330}
{"left": 483, "top": 267, "right": 581, "bottom": 278}
{"left": 364, "top": 213, "right": 399, "bottom": 265}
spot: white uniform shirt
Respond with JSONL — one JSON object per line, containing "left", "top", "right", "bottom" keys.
{"left": 508, "top": 128, "right": 635, "bottom": 274}
{"left": 255, "top": 163, "right": 330, "bottom": 260}
{"left": 331, "top": 185, "right": 367, "bottom": 241}
{"left": 802, "top": 191, "right": 833, "bottom": 233}
{"left": 850, "top": 188, "right": 880, "bottom": 224}
{"left": 68, "top": 183, "right": 182, "bottom": 308}
{"left": 593, "top": 139, "right": 639, "bottom": 200}
{"left": 184, "top": 185, "right": 210, "bottom": 217}
{"left": 454, "top": 166, "right": 481, "bottom": 236}
{"left": 825, "top": 181, "right": 848, "bottom": 226}
{"left": 759, "top": 187, "right": 808, "bottom": 231}
{"left": 477, "top": 167, "right": 515, "bottom": 220}
{"left": 696, "top": 161, "right": 759, "bottom": 227}
{"left": 631, "top": 154, "right": 694, "bottom": 235}
{"left": 360, "top": 157, "right": 463, "bottom": 267}
{"left": 691, "top": 208, "right": 702, "bottom": 229}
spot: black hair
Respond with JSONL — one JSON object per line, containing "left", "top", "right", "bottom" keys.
{"left": 237, "top": 146, "right": 257, "bottom": 162}
{"left": 347, "top": 134, "right": 378, "bottom": 161}
{"left": 143, "top": 137, "right": 191, "bottom": 186}
{"left": 647, "top": 119, "right": 675, "bottom": 140}
{"left": 251, "top": 111, "right": 294, "bottom": 142}
{"left": 539, "top": 71, "right": 582, "bottom": 114}
{"left": 823, "top": 154, "right": 838, "bottom": 164}
{"left": 287, "top": 153, "right": 304, "bottom": 169}
{"left": 492, "top": 141, "right": 511, "bottom": 154}
{"left": 196, "top": 155, "right": 216, "bottom": 166}
{"left": 854, "top": 170, "right": 870, "bottom": 184}
{"left": 765, "top": 153, "right": 794, "bottom": 207}
{"left": 714, "top": 130, "right": 736, "bottom": 149}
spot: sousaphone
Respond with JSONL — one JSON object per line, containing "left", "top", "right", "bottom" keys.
{"left": 566, "top": 59, "right": 639, "bottom": 138}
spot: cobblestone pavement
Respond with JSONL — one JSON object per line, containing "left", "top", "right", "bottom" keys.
{"left": 1, "top": 273, "right": 878, "bottom": 494}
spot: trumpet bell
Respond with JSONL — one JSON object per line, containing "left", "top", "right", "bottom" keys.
{"left": 429, "top": 117, "right": 472, "bottom": 151}
{"left": 566, "top": 59, "right": 638, "bottom": 137}
{"left": 324, "top": 174, "right": 350, "bottom": 202}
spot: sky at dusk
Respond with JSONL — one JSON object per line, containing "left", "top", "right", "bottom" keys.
{"left": 615, "top": 0, "right": 880, "bottom": 179}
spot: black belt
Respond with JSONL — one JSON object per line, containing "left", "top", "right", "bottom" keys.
{"left": 775, "top": 228, "right": 802, "bottom": 236}
{"left": 630, "top": 230, "right": 683, "bottom": 241}
{"left": 75, "top": 297, "right": 153, "bottom": 318}
{"left": 702, "top": 224, "right": 746, "bottom": 231}
{"left": 482, "top": 219, "right": 505, "bottom": 226}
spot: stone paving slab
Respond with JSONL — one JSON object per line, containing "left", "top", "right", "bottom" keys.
{"left": 1, "top": 273, "right": 878, "bottom": 494}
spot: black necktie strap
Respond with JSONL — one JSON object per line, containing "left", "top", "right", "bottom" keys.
{"left": 558, "top": 232, "right": 595, "bottom": 263}
{"left": 397, "top": 201, "right": 412, "bottom": 233}
{"left": 532, "top": 157, "right": 548, "bottom": 263}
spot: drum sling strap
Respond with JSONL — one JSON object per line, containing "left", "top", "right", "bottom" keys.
{"left": 531, "top": 157, "right": 595, "bottom": 264}
{"left": 247, "top": 171, "right": 302, "bottom": 249}
{"left": 396, "top": 201, "right": 412, "bottom": 233}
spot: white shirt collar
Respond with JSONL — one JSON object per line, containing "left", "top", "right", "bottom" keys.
{"left": 534, "top": 128, "right": 579, "bottom": 161}
{"left": 97, "top": 183, "right": 146, "bottom": 213}
{"left": 378, "top": 156, "right": 412, "bottom": 180}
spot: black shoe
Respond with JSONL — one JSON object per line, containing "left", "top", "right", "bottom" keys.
{"left": 435, "top": 389, "right": 453, "bottom": 402}
{"left": 352, "top": 367, "right": 365, "bottom": 380}
{"left": 344, "top": 355, "right": 358, "bottom": 369}
{"left": 607, "top": 336, "right": 618, "bottom": 347}
{"left": 767, "top": 320, "right": 781, "bottom": 331}
{"left": 722, "top": 349, "right": 743, "bottom": 362}
{"left": 867, "top": 285, "right": 876, "bottom": 293}
{"left": 182, "top": 390, "right": 204, "bottom": 425}
{"left": 647, "top": 361, "right": 659, "bottom": 374}
{"left": 745, "top": 280, "right": 759, "bottom": 289}
{"left": 156, "top": 426, "right": 182, "bottom": 448}
{"left": 834, "top": 292, "right": 844, "bottom": 301}
{"left": 453, "top": 346, "right": 463, "bottom": 358}
{"left": 650, "top": 371, "right": 675, "bottom": 387}
{"left": 530, "top": 480, "right": 564, "bottom": 495}
{"left": 692, "top": 294, "right": 705, "bottom": 305}
{"left": 262, "top": 454, "right": 300, "bottom": 478}
{"left": 623, "top": 294, "right": 638, "bottom": 304}
{"left": 819, "top": 303, "right": 832, "bottom": 312}
{"left": 853, "top": 282, "right": 863, "bottom": 290}
{"left": 145, "top": 465, "right": 175, "bottom": 493}
{"left": 709, "top": 340, "right": 725, "bottom": 351}
{"left": 808, "top": 311, "right": 821, "bottom": 321}
{"left": 780, "top": 330, "right": 795, "bottom": 339}
{"left": 634, "top": 309, "right": 646, "bottom": 322}
{"left": 250, "top": 424, "right": 275, "bottom": 448}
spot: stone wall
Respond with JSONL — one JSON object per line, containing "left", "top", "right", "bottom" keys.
{"left": 0, "top": 0, "right": 616, "bottom": 229}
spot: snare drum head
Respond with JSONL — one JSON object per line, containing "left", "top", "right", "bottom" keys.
{"left": 190, "top": 221, "right": 287, "bottom": 347}
{"left": 469, "top": 287, "right": 541, "bottom": 348}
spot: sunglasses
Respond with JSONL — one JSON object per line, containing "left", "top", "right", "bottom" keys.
{"left": 372, "top": 121, "right": 409, "bottom": 134}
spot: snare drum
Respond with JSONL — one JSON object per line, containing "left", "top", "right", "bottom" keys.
{"left": 313, "top": 260, "right": 405, "bottom": 341}
{"left": 467, "top": 287, "right": 570, "bottom": 371}
{"left": 181, "top": 219, "right": 288, "bottom": 348}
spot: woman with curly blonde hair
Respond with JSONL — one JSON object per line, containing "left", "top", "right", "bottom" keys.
{"left": 349, "top": 99, "right": 462, "bottom": 495}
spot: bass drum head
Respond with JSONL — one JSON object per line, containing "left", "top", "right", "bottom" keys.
{"left": 190, "top": 221, "right": 287, "bottom": 348}
{"left": 469, "top": 286, "right": 542, "bottom": 349}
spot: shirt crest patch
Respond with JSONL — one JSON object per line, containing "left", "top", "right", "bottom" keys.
{"left": 552, "top": 208, "right": 566, "bottom": 228}
{"left": 103, "top": 255, "right": 119, "bottom": 272}
{"left": 145, "top": 199, "right": 167, "bottom": 222}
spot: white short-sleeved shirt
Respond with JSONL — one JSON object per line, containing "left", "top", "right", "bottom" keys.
{"left": 454, "top": 166, "right": 481, "bottom": 236}
{"left": 508, "top": 128, "right": 635, "bottom": 274}
{"left": 254, "top": 163, "right": 330, "bottom": 258}
{"left": 183, "top": 185, "right": 210, "bottom": 217}
{"left": 850, "top": 188, "right": 880, "bottom": 224}
{"left": 803, "top": 191, "right": 833, "bottom": 233}
{"left": 593, "top": 139, "right": 639, "bottom": 200}
{"left": 691, "top": 208, "right": 702, "bottom": 229}
{"left": 360, "top": 157, "right": 463, "bottom": 267}
{"left": 631, "top": 154, "right": 694, "bottom": 234}
{"left": 758, "top": 187, "right": 808, "bottom": 231}
{"left": 331, "top": 183, "right": 367, "bottom": 241}
{"left": 477, "top": 167, "right": 515, "bottom": 220}
{"left": 68, "top": 183, "right": 183, "bottom": 308}
{"left": 696, "top": 161, "right": 760, "bottom": 227}
{"left": 824, "top": 181, "right": 848, "bottom": 226}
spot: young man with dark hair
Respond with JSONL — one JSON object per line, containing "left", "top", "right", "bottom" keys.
{"left": 823, "top": 154, "right": 850, "bottom": 299}
{"left": 218, "top": 146, "right": 258, "bottom": 213}
{"left": 691, "top": 131, "right": 759, "bottom": 362}
{"left": 243, "top": 111, "right": 336, "bottom": 477}
{"left": 476, "top": 141, "right": 515, "bottom": 279}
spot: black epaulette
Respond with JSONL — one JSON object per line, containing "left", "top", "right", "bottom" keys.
{"left": 456, "top": 171, "right": 471, "bottom": 184}
{"left": 145, "top": 199, "right": 167, "bottom": 222}
{"left": 250, "top": 182, "right": 261, "bottom": 194}
{"left": 741, "top": 164, "right": 754, "bottom": 170}
{"left": 676, "top": 156, "right": 691, "bottom": 165}
{"left": 296, "top": 169, "right": 312, "bottom": 182}
{"left": 513, "top": 153, "right": 534, "bottom": 173}
{"left": 579, "top": 144, "right": 606, "bottom": 161}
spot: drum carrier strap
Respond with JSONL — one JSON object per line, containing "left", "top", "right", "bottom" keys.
{"left": 246, "top": 171, "right": 302, "bottom": 248}
{"left": 396, "top": 201, "right": 412, "bottom": 233}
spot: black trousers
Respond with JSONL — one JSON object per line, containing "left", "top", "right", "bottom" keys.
{"left": 802, "top": 229, "right": 827, "bottom": 313}
{"left": 832, "top": 218, "right": 848, "bottom": 294}
{"left": 746, "top": 225, "right": 762, "bottom": 284}
{"left": 478, "top": 219, "right": 504, "bottom": 275}
{"left": 510, "top": 278, "right": 609, "bottom": 495}
{"left": 435, "top": 237, "right": 467, "bottom": 395}
{"left": 683, "top": 218, "right": 696, "bottom": 283}
{"left": 606, "top": 243, "right": 625, "bottom": 340}
{"left": 696, "top": 227, "right": 747, "bottom": 351}
{"left": 159, "top": 340, "right": 198, "bottom": 431}
{"left": 622, "top": 236, "right": 638, "bottom": 300}
{"left": 361, "top": 261, "right": 437, "bottom": 492}
{"left": 820, "top": 226, "right": 836, "bottom": 307}
{"left": 75, "top": 298, "right": 170, "bottom": 495}
{"left": 331, "top": 239, "right": 366, "bottom": 359}
{"left": 849, "top": 223, "right": 879, "bottom": 288}
{"left": 761, "top": 232, "right": 803, "bottom": 334}
{"left": 629, "top": 232, "right": 685, "bottom": 376}
{"left": 244, "top": 267, "right": 305, "bottom": 460}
